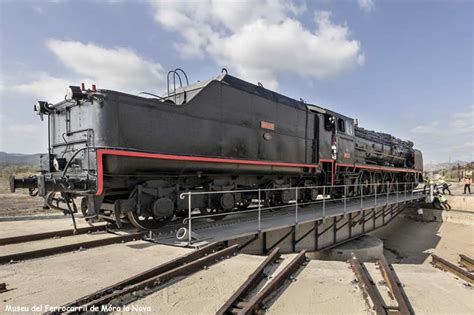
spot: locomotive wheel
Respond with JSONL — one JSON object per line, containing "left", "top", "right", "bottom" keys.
{"left": 199, "top": 208, "right": 226, "bottom": 221}
{"left": 391, "top": 179, "right": 399, "bottom": 193}
{"left": 237, "top": 199, "right": 252, "bottom": 210}
{"left": 297, "top": 180, "right": 317, "bottom": 203}
{"left": 341, "top": 178, "right": 356, "bottom": 197}
{"left": 359, "top": 172, "right": 371, "bottom": 196}
{"left": 263, "top": 183, "right": 275, "bottom": 209}
{"left": 263, "top": 182, "right": 281, "bottom": 210}
{"left": 126, "top": 209, "right": 171, "bottom": 230}
{"left": 280, "top": 190, "right": 292, "bottom": 204}
{"left": 374, "top": 173, "right": 383, "bottom": 194}
{"left": 383, "top": 180, "right": 391, "bottom": 194}
{"left": 125, "top": 186, "right": 173, "bottom": 230}
{"left": 309, "top": 188, "right": 319, "bottom": 201}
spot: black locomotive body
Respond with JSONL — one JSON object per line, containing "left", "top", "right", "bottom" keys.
{"left": 11, "top": 73, "right": 423, "bottom": 229}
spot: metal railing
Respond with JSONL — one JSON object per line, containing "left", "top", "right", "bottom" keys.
{"left": 179, "top": 182, "right": 422, "bottom": 245}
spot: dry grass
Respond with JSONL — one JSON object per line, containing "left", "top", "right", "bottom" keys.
{"left": 0, "top": 165, "right": 38, "bottom": 178}
{"left": 0, "top": 165, "right": 45, "bottom": 216}
{"left": 0, "top": 165, "right": 38, "bottom": 194}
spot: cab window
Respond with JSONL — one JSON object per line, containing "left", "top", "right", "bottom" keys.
{"left": 345, "top": 119, "right": 354, "bottom": 135}
{"left": 337, "top": 118, "right": 346, "bottom": 133}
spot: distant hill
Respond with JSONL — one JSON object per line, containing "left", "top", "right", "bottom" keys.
{"left": 424, "top": 160, "right": 470, "bottom": 171}
{"left": 0, "top": 152, "right": 43, "bottom": 167}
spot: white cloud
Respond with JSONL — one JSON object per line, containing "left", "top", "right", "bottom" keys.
{"left": 46, "top": 39, "right": 164, "bottom": 92}
{"left": 0, "top": 118, "right": 48, "bottom": 154}
{"left": 410, "top": 121, "right": 439, "bottom": 135}
{"left": 357, "top": 0, "right": 375, "bottom": 13}
{"left": 148, "top": 0, "right": 364, "bottom": 89}
{"left": 1, "top": 39, "right": 167, "bottom": 153}
{"left": 410, "top": 107, "right": 474, "bottom": 163}
{"left": 9, "top": 73, "right": 74, "bottom": 102}
{"left": 2, "top": 40, "right": 166, "bottom": 103}
{"left": 450, "top": 107, "right": 474, "bottom": 135}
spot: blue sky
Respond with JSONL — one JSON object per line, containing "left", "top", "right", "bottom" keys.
{"left": 0, "top": 0, "right": 472, "bottom": 164}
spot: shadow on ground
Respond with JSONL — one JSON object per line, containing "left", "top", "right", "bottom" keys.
{"left": 369, "top": 214, "right": 443, "bottom": 264}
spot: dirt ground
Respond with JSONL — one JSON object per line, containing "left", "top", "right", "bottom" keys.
{"left": 0, "top": 241, "right": 191, "bottom": 312}
{"left": 0, "top": 193, "right": 50, "bottom": 217}
{"left": 0, "top": 176, "right": 55, "bottom": 217}
{"left": 446, "top": 181, "right": 473, "bottom": 195}
{"left": 123, "top": 213, "right": 474, "bottom": 315}
{"left": 267, "top": 260, "right": 372, "bottom": 314}
{"left": 267, "top": 258, "right": 474, "bottom": 315}
{"left": 0, "top": 231, "right": 115, "bottom": 257}
{"left": 441, "top": 182, "right": 474, "bottom": 211}
{"left": 0, "top": 217, "right": 95, "bottom": 239}
{"left": 125, "top": 254, "right": 267, "bottom": 314}
{"left": 268, "top": 212, "right": 474, "bottom": 314}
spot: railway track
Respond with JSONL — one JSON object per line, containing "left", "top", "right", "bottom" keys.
{"left": 0, "top": 231, "right": 144, "bottom": 264}
{"left": 459, "top": 254, "right": 474, "bottom": 272}
{"left": 0, "top": 225, "right": 108, "bottom": 246}
{"left": 349, "top": 255, "right": 414, "bottom": 315}
{"left": 2, "top": 235, "right": 471, "bottom": 313}
{"left": 56, "top": 242, "right": 237, "bottom": 313}
{"left": 218, "top": 249, "right": 307, "bottom": 315}
{"left": 431, "top": 254, "right": 474, "bottom": 284}
{"left": 53, "top": 244, "right": 306, "bottom": 314}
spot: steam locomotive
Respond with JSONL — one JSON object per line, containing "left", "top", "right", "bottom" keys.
{"left": 10, "top": 71, "right": 423, "bottom": 229}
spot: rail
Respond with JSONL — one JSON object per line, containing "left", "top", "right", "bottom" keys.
{"left": 349, "top": 256, "right": 387, "bottom": 315}
{"left": 179, "top": 182, "right": 423, "bottom": 245}
{"left": 431, "top": 254, "right": 474, "bottom": 284}
{"left": 459, "top": 254, "right": 474, "bottom": 272}
{"left": 0, "top": 225, "right": 107, "bottom": 246}
{"left": 237, "top": 250, "right": 307, "bottom": 314}
{"left": 217, "top": 247, "right": 281, "bottom": 315}
{"left": 377, "top": 255, "right": 414, "bottom": 315}
{"left": 57, "top": 242, "right": 236, "bottom": 313}
{"left": 0, "top": 232, "right": 144, "bottom": 264}
{"left": 350, "top": 254, "right": 414, "bottom": 315}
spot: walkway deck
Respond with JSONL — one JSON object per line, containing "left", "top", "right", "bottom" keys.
{"left": 147, "top": 191, "right": 425, "bottom": 250}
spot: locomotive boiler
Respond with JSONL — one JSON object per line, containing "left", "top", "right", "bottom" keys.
{"left": 10, "top": 70, "right": 423, "bottom": 229}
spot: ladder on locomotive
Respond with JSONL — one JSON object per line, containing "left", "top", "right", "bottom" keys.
{"left": 166, "top": 68, "right": 189, "bottom": 104}
{"left": 322, "top": 161, "right": 334, "bottom": 186}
